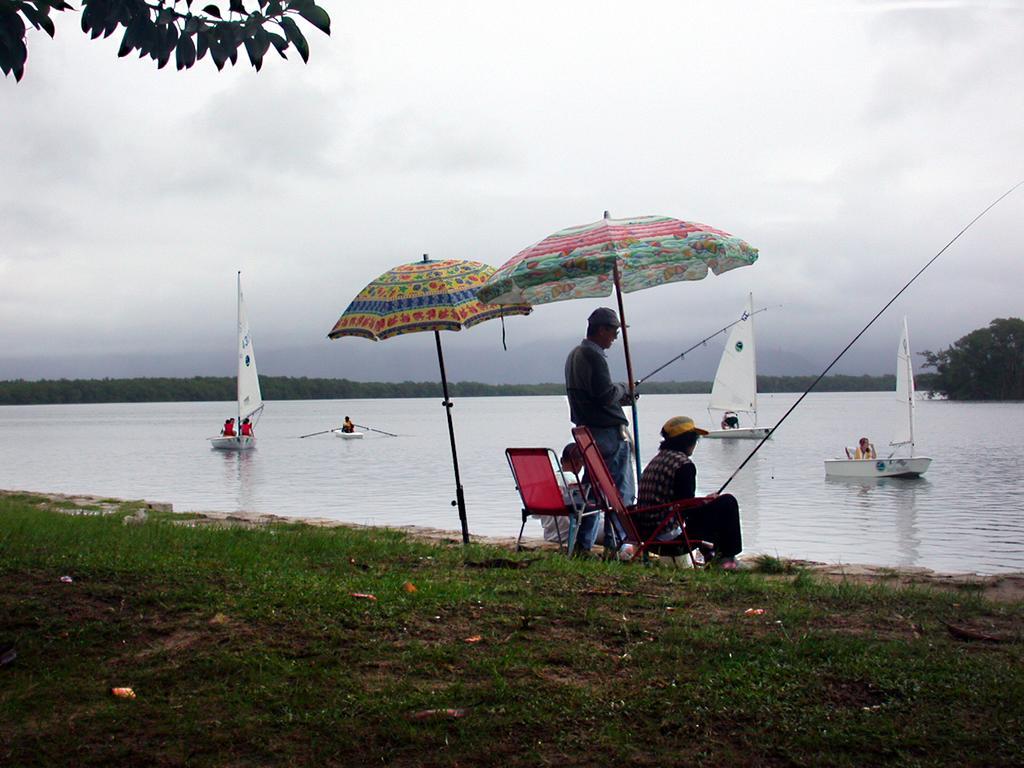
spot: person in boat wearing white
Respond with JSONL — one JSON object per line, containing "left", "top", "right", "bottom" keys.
{"left": 221, "top": 418, "right": 236, "bottom": 437}
{"left": 721, "top": 411, "right": 740, "bottom": 429}
{"left": 240, "top": 418, "right": 253, "bottom": 437}
{"left": 846, "top": 437, "right": 876, "bottom": 460}
{"left": 564, "top": 307, "right": 635, "bottom": 556}
{"left": 341, "top": 417, "right": 356, "bottom": 433}
{"left": 637, "top": 416, "right": 743, "bottom": 570}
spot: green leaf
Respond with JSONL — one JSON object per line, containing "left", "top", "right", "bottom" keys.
{"left": 297, "top": 4, "right": 329, "bottom": 35}
{"left": 209, "top": 36, "right": 228, "bottom": 69}
{"left": 266, "top": 30, "right": 287, "bottom": 56}
{"left": 117, "top": 25, "right": 134, "bottom": 57}
{"left": 176, "top": 32, "right": 196, "bottom": 69}
{"left": 243, "top": 33, "right": 263, "bottom": 70}
{"left": 196, "top": 29, "right": 209, "bottom": 59}
{"left": 18, "top": 4, "right": 55, "bottom": 37}
{"left": 279, "top": 15, "right": 306, "bottom": 62}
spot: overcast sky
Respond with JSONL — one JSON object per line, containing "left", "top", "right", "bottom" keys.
{"left": 2, "top": 0, "right": 1022, "bottom": 384}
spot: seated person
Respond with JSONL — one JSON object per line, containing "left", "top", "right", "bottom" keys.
{"left": 853, "top": 437, "right": 876, "bottom": 460}
{"left": 539, "top": 444, "right": 603, "bottom": 549}
{"left": 721, "top": 411, "right": 740, "bottom": 429}
{"left": 341, "top": 417, "right": 356, "bottom": 433}
{"left": 240, "top": 418, "right": 253, "bottom": 437}
{"left": 636, "top": 416, "right": 743, "bottom": 569}
{"left": 221, "top": 418, "right": 236, "bottom": 437}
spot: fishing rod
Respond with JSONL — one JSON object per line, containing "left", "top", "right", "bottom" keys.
{"left": 354, "top": 423, "right": 399, "bottom": 437}
{"left": 635, "top": 306, "right": 775, "bottom": 388}
{"left": 717, "top": 179, "right": 1024, "bottom": 494}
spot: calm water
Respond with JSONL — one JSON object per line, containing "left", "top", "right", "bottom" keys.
{"left": 1, "top": 394, "right": 1021, "bottom": 575}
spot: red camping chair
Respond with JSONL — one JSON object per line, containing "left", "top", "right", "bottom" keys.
{"left": 571, "top": 426, "right": 713, "bottom": 567}
{"left": 506, "top": 448, "right": 595, "bottom": 552}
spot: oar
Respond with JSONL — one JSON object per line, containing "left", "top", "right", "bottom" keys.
{"left": 298, "top": 427, "right": 343, "bottom": 439}
{"left": 354, "top": 423, "right": 399, "bottom": 437}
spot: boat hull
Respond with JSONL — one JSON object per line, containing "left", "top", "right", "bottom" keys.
{"left": 704, "top": 427, "right": 771, "bottom": 440}
{"left": 333, "top": 430, "right": 364, "bottom": 440}
{"left": 210, "top": 435, "right": 256, "bottom": 451}
{"left": 824, "top": 456, "right": 931, "bottom": 478}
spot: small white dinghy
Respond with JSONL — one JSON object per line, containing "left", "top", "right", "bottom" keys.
{"left": 332, "top": 430, "right": 365, "bottom": 440}
{"left": 704, "top": 294, "right": 771, "bottom": 440}
{"left": 825, "top": 317, "right": 931, "bottom": 479}
{"left": 210, "top": 272, "right": 263, "bottom": 451}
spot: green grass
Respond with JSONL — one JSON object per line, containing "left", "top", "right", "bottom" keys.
{"left": 1, "top": 497, "right": 1022, "bottom": 767}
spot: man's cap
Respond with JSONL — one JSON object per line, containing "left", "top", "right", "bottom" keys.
{"left": 661, "top": 415, "right": 709, "bottom": 437}
{"left": 588, "top": 307, "right": 620, "bottom": 328}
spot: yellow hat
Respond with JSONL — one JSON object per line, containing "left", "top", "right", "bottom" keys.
{"left": 661, "top": 415, "right": 708, "bottom": 437}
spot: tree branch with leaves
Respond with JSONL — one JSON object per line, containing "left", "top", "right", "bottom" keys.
{"left": 1, "top": 0, "right": 330, "bottom": 81}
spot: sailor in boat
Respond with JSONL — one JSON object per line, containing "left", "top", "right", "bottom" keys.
{"left": 240, "top": 418, "right": 253, "bottom": 437}
{"left": 637, "top": 416, "right": 744, "bottom": 570}
{"left": 845, "top": 436, "right": 876, "bottom": 460}
{"left": 341, "top": 417, "right": 356, "bottom": 434}
{"left": 721, "top": 410, "right": 740, "bottom": 430}
{"left": 221, "top": 418, "right": 236, "bottom": 437}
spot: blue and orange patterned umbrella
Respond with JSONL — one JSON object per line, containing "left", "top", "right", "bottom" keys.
{"left": 329, "top": 255, "right": 531, "bottom": 544}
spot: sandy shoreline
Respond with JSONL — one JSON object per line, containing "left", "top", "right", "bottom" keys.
{"left": 5, "top": 488, "right": 1024, "bottom": 603}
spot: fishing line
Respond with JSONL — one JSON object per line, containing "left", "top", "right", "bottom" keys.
{"left": 636, "top": 306, "right": 776, "bottom": 387}
{"left": 717, "top": 179, "right": 1024, "bottom": 494}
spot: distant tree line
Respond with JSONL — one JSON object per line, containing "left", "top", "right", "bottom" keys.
{"left": 0, "top": 373, "right": 913, "bottom": 405}
{"left": 923, "top": 318, "right": 1024, "bottom": 400}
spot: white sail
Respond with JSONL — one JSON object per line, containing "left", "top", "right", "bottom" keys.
{"left": 236, "top": 273, "right": 263, "bottom": 422}
{"left": 891, "top": 317, "right": 914, "bottom": 449}
{"left": 708, "top": 294, "right": 758, "bottom": 416}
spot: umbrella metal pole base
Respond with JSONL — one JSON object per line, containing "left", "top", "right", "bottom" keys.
{"left": 435, "top": 331, "right": 471, "bottom": 545}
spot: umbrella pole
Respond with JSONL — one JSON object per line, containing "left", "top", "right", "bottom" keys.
{"left": 434, "top": 330, "right": 470, "bottom": 545}
{"left": 612, "top": 263, "right": 642, "bottom": 490}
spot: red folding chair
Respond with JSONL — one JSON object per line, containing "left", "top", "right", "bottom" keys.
{"left": 506, "top": 447, "right": 593, "bottom": 552}
{"left": 571, "top": 426, "right": 713, "bottom": 566}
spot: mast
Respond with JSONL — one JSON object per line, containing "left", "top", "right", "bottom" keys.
{"left": 236, "top": 270, "right": 242, "bottom": 436}
{"left": 904, "top": 317, "right": 915, "bottom": 458}
{"left": 748, "top": 292, "right": 758, "bottom": 426}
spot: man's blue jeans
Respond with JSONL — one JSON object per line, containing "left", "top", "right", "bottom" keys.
{"left": 577, "top": 425, "right": 633, "bottom": 551}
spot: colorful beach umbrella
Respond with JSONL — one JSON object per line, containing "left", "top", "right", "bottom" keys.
{"left": 477, "top": 212, "right": 759, "bottom": 467}
{"left": 328, "top": 255, "right": 531, "bottom": 544}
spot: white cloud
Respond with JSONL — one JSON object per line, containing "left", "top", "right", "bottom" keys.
{"left": 1, "top": 0, "right": 1021, "bottom": 380}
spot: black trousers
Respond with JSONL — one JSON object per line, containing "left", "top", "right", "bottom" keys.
{"left": 645, "top": 493, "right": 742, "bottom": 559}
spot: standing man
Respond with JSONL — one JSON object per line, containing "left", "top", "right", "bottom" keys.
{"left": 565, "top": 307, "right": 636, "bottom": 553}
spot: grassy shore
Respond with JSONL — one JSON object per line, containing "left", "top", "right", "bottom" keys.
{"left": 1, "top": 494, "right": 1022, "bottom": 767}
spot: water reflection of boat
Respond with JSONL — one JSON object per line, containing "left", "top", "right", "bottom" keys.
{"left": 825, "top": 318, "right": 931, "bottom": 478}
{"left": 823, "top": 474, "right": 927, "bottom": 567}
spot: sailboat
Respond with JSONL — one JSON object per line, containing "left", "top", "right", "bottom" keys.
{"left": 209, "top": 272, "right": 264, "bottom": 451}
{"left": 824, "top": 317, "right": 931, "bottom": 478}
{"left": 703, "top": 294, "right": 771, "bottom": 440}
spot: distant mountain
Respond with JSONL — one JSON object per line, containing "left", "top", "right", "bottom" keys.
{"left": 0, "top": 335, "right": 896, "bottom": 383}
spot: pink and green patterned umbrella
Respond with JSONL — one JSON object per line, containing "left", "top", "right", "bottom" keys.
{"left": 329, "top": 256, "right": 530, "bottom": 340}
{"left": 477, "top": 212, "right": 758, "bottom": 474}
{"left": 328, "top": 255, "right": 530, "bottom": 545}
{"left": 476, "top": 213, "right": 758, "bottom": 306}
